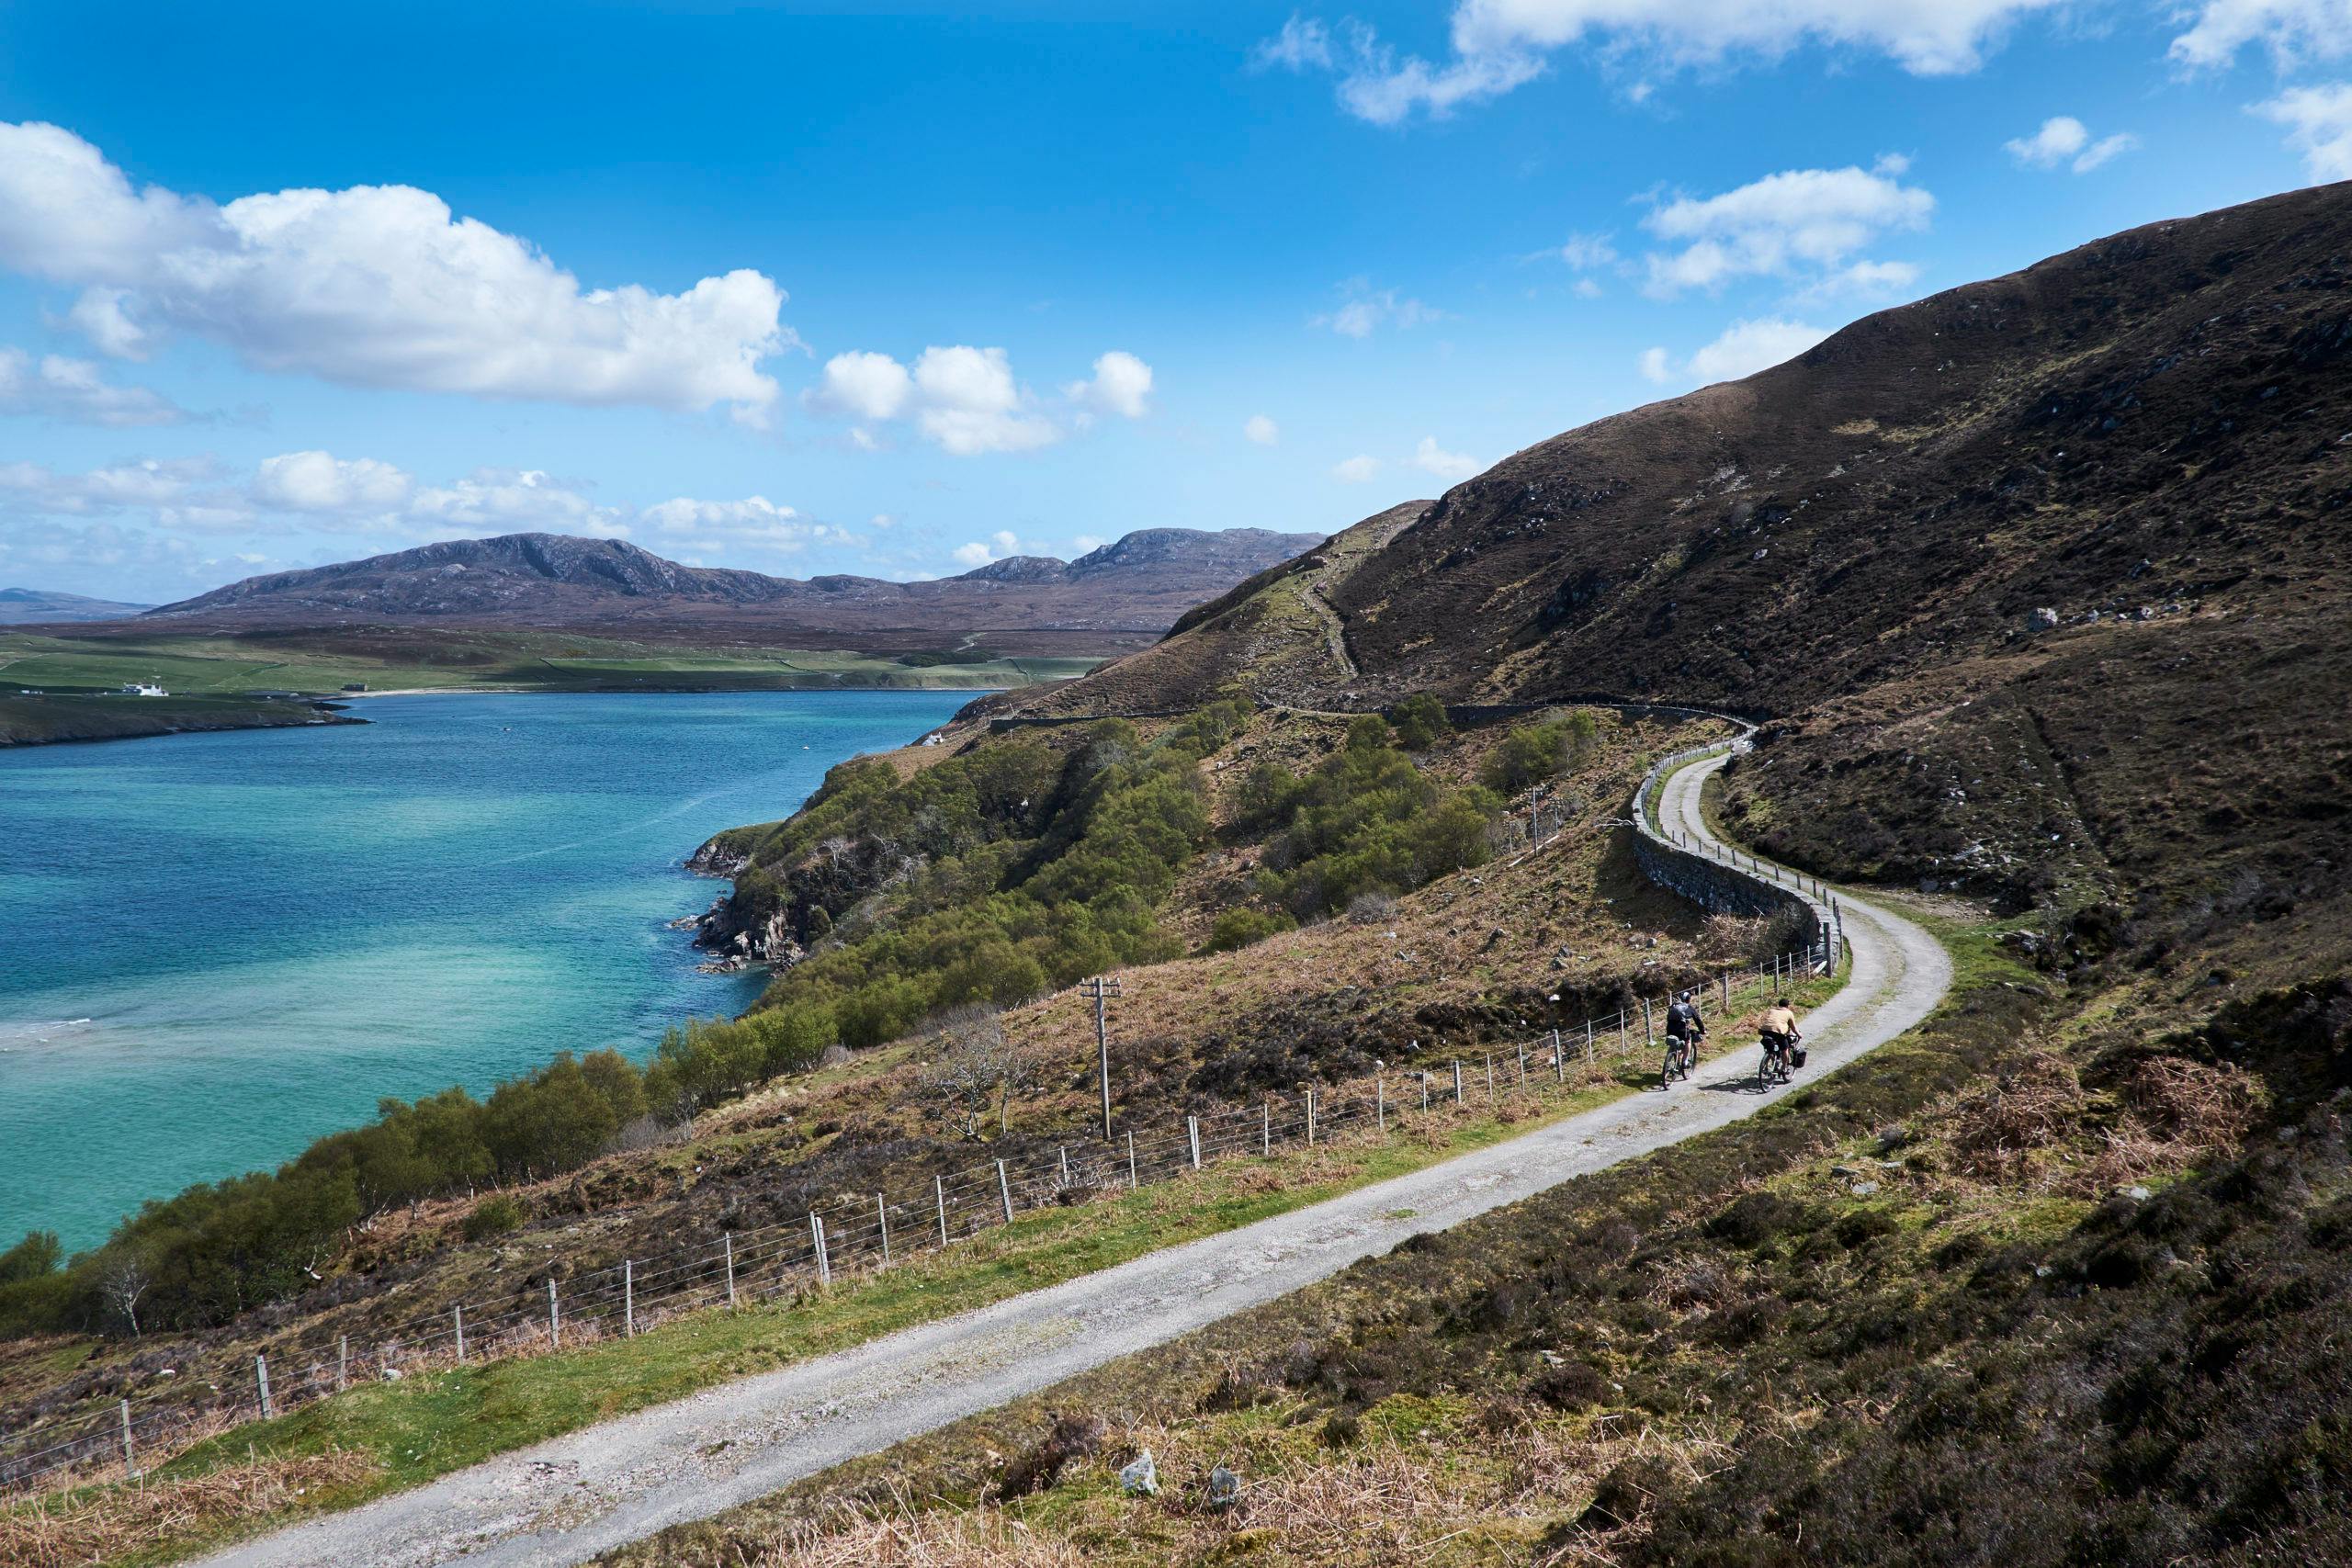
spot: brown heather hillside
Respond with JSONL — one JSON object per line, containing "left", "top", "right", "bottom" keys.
{"left": 1024, "top": 181, "right": 2352, "bottom": 987}
{"left": 600, "top": 187, "right": 2352, "bottom": 1567}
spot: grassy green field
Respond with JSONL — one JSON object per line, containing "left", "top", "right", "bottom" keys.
{"left": 0, "top": 628, "right": 1099, "bottom": 698}
{"left": 0, "top": 694, "right": 359, "bottom": 747}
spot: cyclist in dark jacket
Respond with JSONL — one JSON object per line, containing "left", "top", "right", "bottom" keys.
{"left": 1666, "top": 991, "right": 1705, "bottom": 1054}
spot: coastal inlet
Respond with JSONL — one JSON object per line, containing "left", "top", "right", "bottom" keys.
{"left": 0, "top": 689, "right": 971, "bottom": 1250}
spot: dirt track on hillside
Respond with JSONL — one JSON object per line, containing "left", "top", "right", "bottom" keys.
{"left": 195, "top": 750, "right": 1951, "bottom": 1568}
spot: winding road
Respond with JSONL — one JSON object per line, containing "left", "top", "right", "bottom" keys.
{"left": 196, "top": 750, "right": 1951, "bottom": 1568}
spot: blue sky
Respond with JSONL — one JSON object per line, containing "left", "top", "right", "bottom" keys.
{"left": 0, "top": 0, "right": 2345, "bottom": 603}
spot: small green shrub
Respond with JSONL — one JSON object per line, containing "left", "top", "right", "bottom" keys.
{"left": 1480, "top": 709, "right": 1601, "bottom": 795}
{"left": 1207, "top": 907, "right": 1297, "bottom": 953}
{"left": 461, "top": 1195, "right": 527, "bottom": 1242}
{"left": 1389, "top": 693, "right": 1452, "bottom": 750}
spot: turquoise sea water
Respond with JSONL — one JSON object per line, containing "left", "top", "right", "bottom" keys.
{"left": 0, "top": 691, "right": 970, "bottom": 1250}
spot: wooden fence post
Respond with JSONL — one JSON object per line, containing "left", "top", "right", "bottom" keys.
{"left": 119, "top": 1398, "right": 135, "bottom": 1479}
{"left": 1261, "top": 1101, "right": 1271, "bottom": 1155}
{"left": 877, "top": 1194, "right": 892, "bottom": 1267}
{"left": 1420, "top": 1071, "right": 1430, "bottom": 1110}
{"left": 1376, "top": 1077, "right": 1385, "bottom": 1134}
{"left": 255, "top": 1355, "right": 273, "bottom": 1420}
{"left": 1306, "top": 1090, "right": 1317, "bottom": 1146}
{"left": 336, "top": 1334, "right": 348, "bottom": 1393}
{"left": 454, "top": 1304, "right": 466, "bottom": 1365}
{"left": 724, "top": 1232, "right": 737, "bottom": 1307}
{"left": 624, "top": 1260, "right": 635, "bottom": 1337}
{"left": 1126, "top": 1130, "right": 1137, "bottom": 1189}
{"left": 548, "top": 1278, "right": 560, "bottom": 1347}
{"left": 935, "top": 1176, "right": 949, "bottom": 1247}
{"left": 996, "top": 1161, "right": 1015, "bottom": 1224}
{"left": 1187, "top": 1115, "right": 1203, "bottom": 1170}
{"left": 1453, "top": 1060, "right": 1464, "bottom": 1103}
{"left": 812, "top": 1214, "right": 831, "bottom": 1286}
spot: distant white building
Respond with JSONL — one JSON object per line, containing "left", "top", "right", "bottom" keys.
{"left": 121, "top": 682, "right": 167, "bottom": 697}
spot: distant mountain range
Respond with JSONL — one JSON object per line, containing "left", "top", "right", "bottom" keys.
{"left": 132, "top": 528, "right": 1323, "bottom": 653}
{"left": 0, "top": 587, "right": 155, "bottom": 624}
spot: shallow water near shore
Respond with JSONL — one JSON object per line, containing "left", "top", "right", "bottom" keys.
{"left": 0, "top": 690, "right": 969, "bottom": 1250}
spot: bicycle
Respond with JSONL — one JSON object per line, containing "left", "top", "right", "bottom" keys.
{"left": 1660, "top": 1032, "right": 1700, "bottom": 1088}
{"left": 1757, "top": 1032, "right": 1795, "bottom": 1091}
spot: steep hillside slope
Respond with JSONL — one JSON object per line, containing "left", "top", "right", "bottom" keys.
{"left": 1030, "top": 183, "right": 2350, "bottom": 971}
{"left": 1336, "top": 184, "right": 2349, "bottom": 932}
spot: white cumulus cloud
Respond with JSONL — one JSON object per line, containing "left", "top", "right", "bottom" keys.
{"left": 251, "top": 450, "right": 413, "bottom": 513}
{"left": 641, "top": 494, "right": 850, "bottom": 556}
{"left": 0, "top": 455, "right": 217, "bottom": 516}
{"left": 0, "top": 120, "right": 793, "bottom": 423}
{"left": 2005, "top": 116, "right": 2137, "bottom": 173}
{"left": 1260, "top": 1, "right": 2061, "bottom": 125}
{"left": 1244, "top": 413, "right": 1281, "bottom": 446}
{"left": 810, "top": 344, "right": 1135, "bottom": 455}
{"left": 1641, "top": 162, "right": 1932, "bottom": 299}
{"left": 1332, "top": 454, "right": 1383, "bottom": 482}
{"left": 912, "top": 345, "right": 1061, "bottom": 456}
{"left": 2172, "top": 0, "right": 2352, "bottom": 70}
{"left": 2252, "top": 83, "right": 2352, "bottom": 180}
{"left": 952, "top": 528, "right": 1035, "bottom": 569}
{"left": 0, "top": 348, "right": 187, "bottom": 426}
{"left": 810, "top": 350, "right": 913, "bottom": 421}
{"left": 1064, "top": 349, "right": 1154, "bottom": 419}
{"left": 403, "top": 469, "right": 627, "bottom": 537}
{"left": 63, "top": 288, "right": 153, "bottom": 360}
{"left": 1411, "top": 436, "right": 1483, "bottom": 481}
{"left": 1643, "top": 318, "right": 1832, "bottom": 387}
{"left": 1, "top": 448, "right": 883, "bottom": 569}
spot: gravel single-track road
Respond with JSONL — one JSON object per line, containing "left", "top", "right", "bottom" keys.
{"left": 196, "top": 749, "right": 1951, "bottom": 1568}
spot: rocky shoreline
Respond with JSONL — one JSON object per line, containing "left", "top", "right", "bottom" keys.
{"left": 677, "top": 838, "right": 804, "bottom": 976}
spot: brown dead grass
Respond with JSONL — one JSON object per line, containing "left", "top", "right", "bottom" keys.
{"left": 0, "top": 1449, "right": 378, "bottom": 1568}
{"left": 1942, "top": 1052, "right": 2086, "bottom": 1186}
{"left": 742, "top": 1410, "right": 1724, "bottom": 1568}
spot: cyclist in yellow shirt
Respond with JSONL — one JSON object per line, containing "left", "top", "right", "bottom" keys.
{"left": 1758, "top": 998, "right": 1803, "bottom": 1088}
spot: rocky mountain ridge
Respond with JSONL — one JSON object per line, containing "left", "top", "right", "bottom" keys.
{"left": 138, "top": 527, "right": 1325, "bottom": 651}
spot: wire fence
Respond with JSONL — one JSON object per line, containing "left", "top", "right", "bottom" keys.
{"left": 2, "top": 736, "right": 1842, "bottom": 1501}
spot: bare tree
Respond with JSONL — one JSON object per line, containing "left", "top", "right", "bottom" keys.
{"left": 103, "top": 1252, "right": 153, "bottom": 1338}
{"left": 924, "top": 1007, "right": 1038, "bottom": 1141}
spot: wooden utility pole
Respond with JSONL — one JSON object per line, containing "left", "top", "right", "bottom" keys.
{"left": 1082, "top": 976, "right": 1124, "bottom": 1139}
{"left": 1521, "top": 782, "right": 1553, "bottom": 846}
